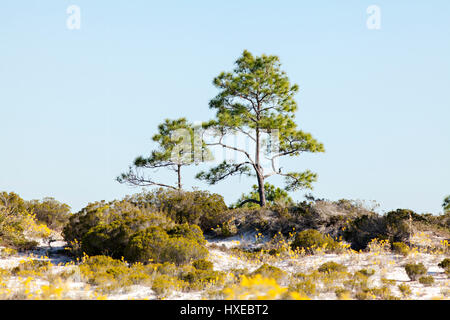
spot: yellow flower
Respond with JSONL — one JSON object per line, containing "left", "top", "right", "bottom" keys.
{"left": 289, "top": 292, "right": 310, "bottom": 300}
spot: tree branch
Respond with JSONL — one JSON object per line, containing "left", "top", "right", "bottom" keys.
{"left": 237, "top": 198, "right": 260, "bottom": 208}
{"left": 117, "top": 167, "right": 178, "bottom": 190}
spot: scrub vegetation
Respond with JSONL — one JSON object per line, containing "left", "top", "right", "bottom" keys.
{"left": 1, "top": 52, "right": 448, "bottom": 300}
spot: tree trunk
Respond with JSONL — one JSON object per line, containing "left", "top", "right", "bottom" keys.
{"left": 255, "top": 125, "right": 266, "bottom": 207}
{"left": 177, "top": 164, "right": 182, "bottom": 190}
{"left": 257, "top": 172, "right": 266, "bottom": 207}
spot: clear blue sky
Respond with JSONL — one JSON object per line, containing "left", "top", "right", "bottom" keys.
{"left": 1, "top": 1, "right": 449, "bottom": 214}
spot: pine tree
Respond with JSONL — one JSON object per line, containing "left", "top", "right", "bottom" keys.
{"left": 118, "top": 118, "right": 210, "bottom": 190}
{"left": 196, "top": 50, "right": 325, "bottom": 207}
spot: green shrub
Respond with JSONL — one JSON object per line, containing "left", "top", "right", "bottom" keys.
{"left": 381, "top": 278, "right": 396, "bottom": 286}
{"left": 385, "top": 209, "right": 415, "bottom": 243}
{"left": 290, "top": 229, "right": 339, "bottom": 254}
{"left": 317, "top": 261, "right": 347, "bottom": 274}
{"left": 160, "top": 236, "right": 208, "bottom": 265}
{"left": 398, "top": 283, "right": 412, "bottom": 297}
{"left": 11, "top": 259, "right": 52, "bottom": 277}
{"left": 232, "top": 183, "right": 293, "bottom": 208}
{"left": 0, "top": 191, "right": 40, "bottom": 250}
{"left": 0, "top": 247, "right": 17, "bottom": 258}
{"left": 344, "top": 272, "right": 370, "bottom": 291}
{"left": 124, "top": 225, "right": 207, "bottom": 265}
{"left": 79, "top": 209, "right": 174, "bottom": 260}
{"left": 181, "top": 269, "right": 226, "bottom": 290}
{"left": 438, "top": 258, "right": 450, "bottom": 277}
{"left": 229, "top": 268, "right": 250, "bottom": 278}
{"left": 63, "top": 200, "right": 171, "bottom": 247}
{"left": 356, "top": 269, "right": 375, "bottom": 277}
{"left": 166, "top": 223, "right": 206, "bottom": 245}
{"left": 79, "top": 255, "right": 128, "bottom": 271}
{"left": 443, "top": 196, "right": 450, "bottom": 213}
{"left": 335, "top": 288, "right": 351, "bottom": 300}
{"left": 216, "top": 220, "right": 238, "bottom": 237}
{"left": 192, "top": 259, "right": 214, "bottom": 271}
{"left": 354, "top": 291, "right": 373, "bottom": 300}
{"left": 354, "top": 286, "right": 394, "bottom": 300}
{"left": 1, "top": 236, "right": 38, "bottom": 251}
{"left": 151, "top": 262, "right": 180, "bottom": 277}
{"left": 0, "top": 268, "right": 11, "bottom": 279}
{"left": 81, "top": 220, "right": 134, "bottom": 259}
{"left": 128, "top": 189, "right": 228, "bottom": 232}
{"left": 251, "top": 264, "right": 287, "bottom": 282}
{"left": 343, "top": 214, "right": 387, "bottom": 251}
{"left": 392, "top": 242, "right": 410, "bottom": 256}
{"left": 292, "top": 278, "right": 317, "bottom": 296}
{"left": 124, "top": 226, "right": 170, "bottom": 264}
{"left": 418, "top": 275, "right": 434, "bottom": 286}
{"left": 78, "top": 255, "right": 151, "bottom": 293}
{"left": 369, "top": 286, "right": 394, "bottom": 300}
{"left": 25, "top": 197, "right": 71, "bottom": 232}
{"left": 64, "top": 200, "right": 207, "bottom": 265}
{"left": 404, "top": 263, "right": 427, "bottom": 281}
{"left": 151, "top": 274, "right": 187, "bottom": 297}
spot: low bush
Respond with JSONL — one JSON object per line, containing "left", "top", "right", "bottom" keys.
{"left": 64, "top": 199, "right": 208, "bottom": 265}
{"left": 232, "top": 183, "right": 293, "bottom": 209}
{"left": 291, "top": 278, "right": 317, "bottom": 296}
{"left": 63, "top": 200, "right": 171, "bottom": 248}
{"left": 384, "top": 209, "right": 413, "bottom": 243}
{"left": 123, "top": 226, "right": 170, "bottom": 264}
{"left": 125, "top": 189, "right": 228, "bottom": 232}
{"left": 343, "top": 214, "right": 387, "bottom": 251}
{"left": 192, "top": 259, "right": 214, "bottom": 271}
{"left": 354, "top": 286, "right": 395, "bottom": 300}
{"left": 221, "top": 274, "right": 288, "bottom": 300}
{"left": 438, "top": 258, "right": 450, "bottom": 269}
{"left": 335, "top": 288, "right": 351, "bottom": 300}
{"left": 11, "top": 259, "right": 52, "bottom": 277}
{"left": 392, "top": 242, "right": 410, "bottom": 256}
{"left": 418, "top": 275, "right": 434, "bottom": 286}
{"left": 354, "top": 291, "right": 373, "bottom": 300}
{"left": 251, "top": 264, "right": 287, "bottom": 282}
{"left": 81, "top": 220, "right": 135, "bottom": 259}
{"left": 290, "top": 229, "right": 339, "bottom": 254}
{"left": 404, "top": 263, "right": 427, "bottom": 281}
{"left": 317, "top": 261, "right": 347, "bottom": 274}
{"left": 0, "top": 247, "right": 17, "bottom": 258}
{"left": 213, "top": 219, "right": 238, "bottom": 238}
{"left": 0, "top": 191, "right": 47, "bottom": 250}
{"left": 438, "top": 258, "right": 450, "bottom": 277}
{"left": 25, "top": 197, "right": 71, "bottom": 232}
{"left": 78, "top": 255, "right": 152, "bottom": 293}
{"left": 0, "top": 268, "right": 11, "bottom": 280}
{"left": 398, "top": 283, "right": 412, "bottom": 297}
{"left": 158, "top": 236, "right": 208, "bottom": 266}
{"left": 151, "top": 274, "right": 187, "bottom": 297}
{"left": 181, "top": 269, "right": 226, "bottom": 290}
{"left": 381, "top": 278, "right": 396, "bottom": 286}
{"left": 355, "top": 269, "right": 375, "bottom": 277}
{"left": 166, "top": 223, "right": 206, "bottom": 245}
{"left": 229, "top": 268, "right": 250, "bottom": 278}
{"left": 344, "top": 272, "right": 370, "bottom": 292}
{"left": 124, "top": 224, "right": 207, "bottom": 265}
{"left": 369, "top": 286, "right": 395, "bottom": 300}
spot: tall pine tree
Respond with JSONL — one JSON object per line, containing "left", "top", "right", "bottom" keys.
{"left": 197, "top": 50, "right": 325, "bottom": 207}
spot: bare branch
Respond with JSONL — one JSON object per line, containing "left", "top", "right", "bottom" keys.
{"left": 237, "top": 198, "right": 260, "bottom": 207}
{"left": 117, "top": 167, "right": 178, "bottom": 190}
